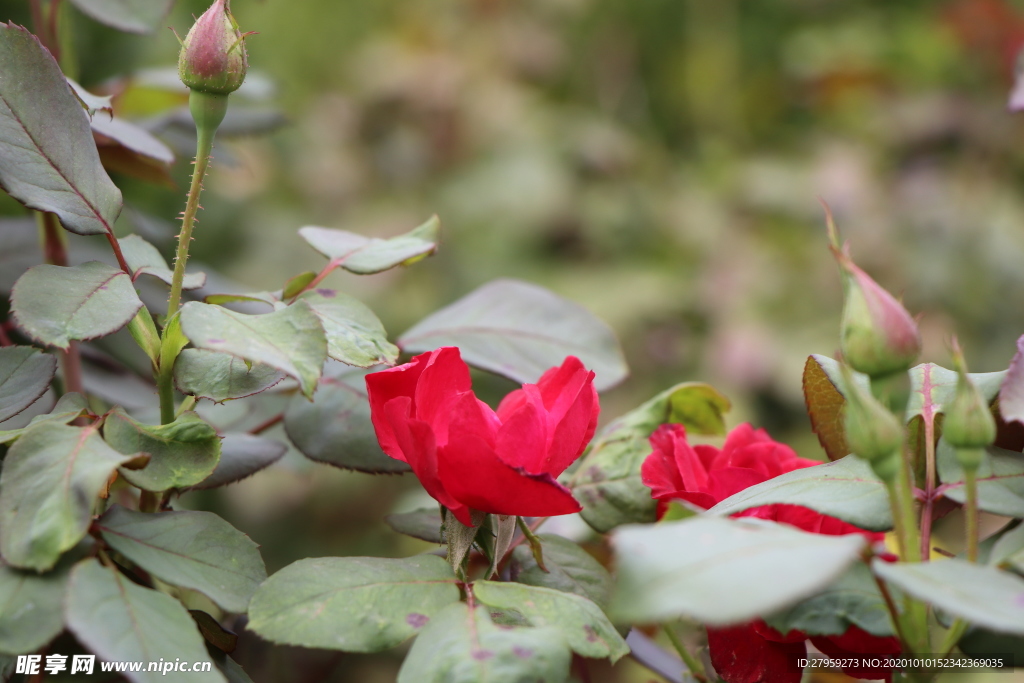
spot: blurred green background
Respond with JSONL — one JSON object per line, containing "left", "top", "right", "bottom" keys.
{"left": 6, "top": 0, "right": 1024, "bottom": 680}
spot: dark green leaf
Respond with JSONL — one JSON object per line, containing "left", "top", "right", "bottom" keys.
{"left": 97, "top": 506, "right": 266, "bottom": 613}
{"left": 298, "top": 289, "right": 399, "bottom": 367}
{"left": 65, "top": 559, "right": 225, "bottom": 683}
{"left": 385, "top": 508, "right": 443, "bottom": 543}
{"left": 610, "top": 517, "right": 866, "bottom": 625}
{"left": 210, "top": 653, "right": 254, "bottom": 683}
{"left": 190, "top": 610, "right": 237, "bottom": 653}
{"left": 0, "top": 553, "right": 75, "bottom": 654}
{"left": 873, "top": 558, "right": 1024, "bottom": 635}
{"left": 473, "top": 580, "right": 628, "bottom": 661}
{"left": 572, "top": 383, "right": 729, "bottom": 532}
{"left": 0, "top": 422, "right": 135, "bottom": 570}
{"left": 300, "top": 215, "right": 439, "bottom": 275}
{"left": 937, "top": 440, "right": 1024, "bottom": 518}
{"left": 0, "top": 24, "right": 122, "bottom": 235}
{"left": 284, "top": 363, "right": 409, "bottom": 473}
{"left": 0, "top": 346, "right": 56, "bottom": 422}
{"left": 707, "top": 455, "right": 892, "bottom": 531}
{"left": 174, "top": 349, "right": 285, "bottom": 403}
{"left": 180, "top": 301, "right": 327, "bottom": 399}
{"left": 191, "top": 434, "right": 286, "bottom": 490}
{"left": 510, "top": 534, "right": 613, "bottom": 610}
{"left": 247, "top": 555, "right": 460, "bottom": 651}
{"left": 11, "top": 262, "right": 144, "bottom": 350}
{"left": 396, "top": 603, "right": 571, "bottom": 683}
{"left": 958, "top": 628, "right": 1024, "bottom": 668}
{"left": 67, "top": 0, "right": 174, "bottom": 33}
{"left": 120, "top": 234, "right": 203, "bottom": 289}
{"left": 399, "top": 278, "right": 628, "bottom": 392}
{"left": 105, "top": 410, "right": 221, "bottom": 491}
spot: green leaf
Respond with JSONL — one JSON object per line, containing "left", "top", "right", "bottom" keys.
{"left": 473, "top": 581, "right": 628, "bottom": 662}
{"left": 872, "top": 558, "right": 1024, "bottom": 635}
{"left": 66, "top": 77, "right": 112, "bottom": 117}
{"left": 180, "top": 301, "right": 327, "bottom": 399}
{"left": 762, "top": 561, "right": 894, "bottom": 638}
{"left": 284, "top": 363, "right": 409, "bottom": 473}
{"left": 510, "top": 534, "right": 613, "bottom": 610}
{"left": 97, "top": 506, "right": 266, "bottom": 613}
{"left": 397, "top": 603, "right": 571, "bottom": 683}
{"left": 707, "top": 455, "right": 892, "bottom": 531}
{"left": 803, "top": 355, "right": 870, "bottom": 461}
{"left": 990, "top": 522, "right": 1024, "bottom": 573}
{"left": 211, "top": 652, "right": 255, "bottom": 683}
{"left": 572, "top": 382, "right": 729, "bottom": 533}
{"left": 385, "top": 508, "right": 443, "bottom": 543}
{"left": 191, "top": 434, "right": 286, "bottom": 490}
{"left": 0, "top": 551, "right": 77, "bottom": 654}
{"left": 0, "top": 346, "right": 56, "bottom": 422}
{"left": 0, "top": 392, "right": 91, "bottom": 446}
{"left": 957, "top": 628, "right": 1024, "bottom": 668}
{"left": 937, "top": 440, "right": 1024, "bottom": 517}
{"left": 105, "top": 410, "right": 220, "bottom": 491}
{"left": 281, "top": 271, "right": 316, "bottom": 299}
{"left": 0, "top": 422, "right": 135, "bottom": 570}
{"left": 174, "top": 349, "right": 285, "bottom": 403}
{"left": 0, "top": 24, "right": 122, "bottom": 235}
{"left": 120, "top": 235, "right": 204, "bottom": 290}
{"left": 11, "top": 262, "right": 144, "bottom": 350}
{"left": 65, "top": 559, "right": 226, "bottom": 683}
{"left": 906, "top": 363, "right": 1004, "bottom": 422}
{"left": 298, "top": 289, "right": 399, "bottom": 368}
{"left": 67, "top": 0, "right": 174, "bottom": 33}
{"left": 610, "top": 517, "right": 866, "bottom": 625}
{"left": 247, "top": 555, "right": 460, "bottom": 651}
{"left": 399, "top": 278, "right": 628, "bottom": 392}
{"left": 299, "top": 215, "right": 440, "bottom": 275}
{"left": 127, "top": 306, "right": 161, "bottom": 364}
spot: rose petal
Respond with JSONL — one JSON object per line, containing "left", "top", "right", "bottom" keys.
{"left": 707, "top": 623, "right": 805, "bottom": 683}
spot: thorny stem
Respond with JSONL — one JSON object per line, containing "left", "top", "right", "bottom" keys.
{"left": 663, "top": 624, "right": 707, "bottom": 683}
{"left": 38, "top": 212, "right": 84, "bottom": 396}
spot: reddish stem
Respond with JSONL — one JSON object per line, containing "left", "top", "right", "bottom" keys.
{"left": 0, "top": 325, "right": 11, "bottom": 347}
{"left": 918, "top": 364, "right": 937, "bottom": 560}
{"left": 249, "top": 412, "right": 284, "bottom": 435}
{"left": 41, "top": 212, "right": 86, "bottom": 397}
{"left": 105, "top": 232, "right": 133, "bottom": 275}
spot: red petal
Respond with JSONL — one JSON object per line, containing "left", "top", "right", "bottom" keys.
{"left": 705, "top": 467, "right": 769, "bottom": 504}
{"left": 810, "top": 626, "right": 900, "bottom": 680}
{"left": 412, "top": 347, "right": 474, "bottom": 445}
{"left": 365, "top": 352, "right": 431, "bottom": 461}
{"left": 545, "top": 367, "right": 598, "bottom": 476}
{"left": 707, "top": 624, "right": 806, "bottom": 683}
{"left": 642, "top": 425, "right": 689, "bottom": 497}
{"left": 752, "top": 620, "right": 807, "bottom": 644}
{"left": 496, "top": 395, "right": 548, "bottom": 472}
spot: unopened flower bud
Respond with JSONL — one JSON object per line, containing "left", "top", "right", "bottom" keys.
{"left": 178, "top": 0, "right": 248, "bottom": 96}
{"left": 944, "top": 343, "right": 995, "bottom": 471}
{"left": 841, "top": 363, "right": 903, "bottom": 481}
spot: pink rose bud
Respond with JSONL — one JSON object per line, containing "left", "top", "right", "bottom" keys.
{"left": 178, "top": 0, "right": 248, "bottom": 96}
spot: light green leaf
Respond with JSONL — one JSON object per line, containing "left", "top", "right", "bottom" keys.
{"left": 0, "top": 24, "right": 121, "bottom": 235}
{"left": 873, "top": 558, "right": 1024, "bottom": 635}
{"left": 397, "top": 603, "right": 571, "bottom": 683}
{"left": 473, "top": 581, "right": 628, "bottom": 662}
{"left": 97, "top": 506, "right": 266, "bottom": 613}
{"left": 707, "top": 455, "right": 892, "bottom": 531}
{"left": 385, "top": 508, "right": 443, "bottom": 544}
{"left": 0, "top": 422, "right": 135, "bottom": 570}
{"left": 105, "top": 410, "right": 221, "bottom": 491}
{"left": 67, "top": 0, "right": 174, "bottom": 33}
{"left": 510, "top": 534, "right": 613, "bottom": 610}
{"left": 65, "top": 560, "right": 226, "bottom": 683}
{"left": 180, "top": 301, "right": 327, "bottom": 399}
{"left": 191, "top": 434, "right": 286, "bottom": 490}
{"left": 247, "top": 555, "right": 460, "bottom": 652}
{"left": 11, "top": 262, "right": 144, "bottom": 350}
{"left": 0, "top": 392, "right": 91, "bottom": 445}
{"left": 937, "top": 440, "right": 1024, "bottom": 518}
{"left": 0, "top": 346, "right": 56, "bottom": 422}
{"left": 120, "top": 235, "right": 203, "bottom": 289}
{"left": 572, "top": 382, "right": 729, "bottom": 533}
{"left": 284, "top": 363, "right": 409, "bottom": 473}
{"left": 610, "top": 517, "right": 865, "bottom": 625}
{"left": 66, "top": 77, "right": 112, "bottom": 117}
{"left": 174, "top": 349, "right": 285, "bottom": 403}
{"left": 299, "top": 215, "right": 440, "bottom": 275}
{"left": 0, "top": 551, "right": 77, "bottom": 654}
{"left": 298, "top": 289, "right": 398, "bottom": 367}
{"left": 399, "top": 278, "right": 628, "bottom": 392}
{"left": 990, "top": 523, "right": 1024, "bottom": 573}
{"left": 906, "top": 363, "right": 1004, "bottom": 422}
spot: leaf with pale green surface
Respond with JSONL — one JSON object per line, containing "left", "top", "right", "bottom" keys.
{"left": 298, "top": 289, "right": 399, "bottom": 368}
{"left": 174, "top": 349, "right": 285, "bottom": 403}
{"left": 66, "top": 77, "right": 112, "bottom": 117}
{"left": 937, "top": 440, "right": 1024, "bottom": 518}
{"left": 572, "top": 382, "right": 729, "bottom": 533}
{"left": 707, "top": 455, "right": 892, "bottom": 531}
{"left": 397, "top": 603, "right": 571, "bottom": 683}
{"left": 105, "top": 410, "right": 221, "bottom": 491}
{"left": 510, "top": 534, "right": 613, "bottom": 610}
{"left": 610, "top": 517, "right": 865, "bottom": 625}
{"left": 990, "top": 522, "right": 1024, "bottom": 573}
{"left": 180, "top": 301, "right": 327, "bottom": 399}
{"left": 873, "top": 558, "right": 1024, "bottom": 635}
{"left": 11, "top": 262, "right": 143, "bottom": 350}
{"left": 300, "top": 215, "right": 440, "bottom": 274}
{"left": 0, "top": 551, "right": 77, "bottom": 654}
{"left": 247, "top": 555, "right": 460, "bottom": 652}
{"left": 399, "top": 278, "right": 628, "bottom": 392}
{"left": 191, "top": 434, "right": 287, "bottom": 490}
{"left": 120, "top": 235, "right": 203, "bottom": 289}
{"left": 0, "top": 346, "right": 56, "bottom": 422}
{"left": 67, "top": 0, "right": 174, "bottom": 33}
{"left": 385, "top": 508, "right": 444, "bottom": 543}
{"left": 284, "top": 363, "right": 408, "bottom": 473}
{"left": 0, "top": 422, "right": 135, "bottom": 570}
{"left": 906, "top": 364, "right": 1004, "bottom": 422}
{"left": 0, "top": 24, "right": 122, "bottom": 235}
{"left": 66, "top": 560, "right": 226, "bottom": 683}
{"left": 0, "top": 392, "right": 91, "bottom": 445}
{"left": 473, "top": 581, "right": 628, "bottom": 661}
{"left": 97, "top": 506, "right": 266, "bottom": 613}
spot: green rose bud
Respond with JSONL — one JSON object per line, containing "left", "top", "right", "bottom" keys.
{"left": 841, "top": 363, "right": 903, "bottom": 481}
{"left": 944, "top": 342, "right": 996, "bottom": 471}
{"left": 178, "top": 0, "right": 248, "bottom": 96}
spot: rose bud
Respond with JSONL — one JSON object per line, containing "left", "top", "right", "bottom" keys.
{"left": 178, "top": 0, "right": 248, "bottom": 96}
{"left": 944, "top": 341, "right": 996, "bottom": 471}
{"left": 840, "top": 363, "right": 903, "bottom": 482}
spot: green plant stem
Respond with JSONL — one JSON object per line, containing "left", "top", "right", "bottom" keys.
{"left": 663, "top": 625, "right": 707, "bottom": 682}
{"left": 896, "top": 453, "right": 921, "bottom": 563}
{"left": 964, "top": 468, "right": 979, "bottom": 563}
{"left": 157, "top": 361, "right": 176, "bottom": 425}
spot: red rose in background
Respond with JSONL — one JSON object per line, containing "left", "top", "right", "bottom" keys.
{"left": 641, "top": 423, "right": 900, "bottom": 683}
{"left": 366, "top": 347, "right": 599, "bottom": 526}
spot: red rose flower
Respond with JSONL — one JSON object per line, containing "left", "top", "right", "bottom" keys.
{"left": 641, "top": 423, "right": 899, "bottom": 683}
{"left": 366, "top": 347, "right": 599, "bottom": 526}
